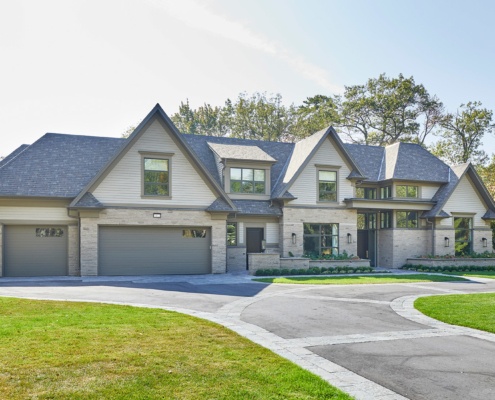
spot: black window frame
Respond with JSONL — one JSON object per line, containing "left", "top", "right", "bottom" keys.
{"left": 454, "top": 217, "right": 473, "bottom": 256}
{"left": 356, "top": 187, "right": 377, "bottom": 199}
{"left": 380, "top": 211, "right": 392, "bottom": 228}
{"left": 303, "top": 223, "right": 339, "bottom": 257}
{"left": 227, "top": 222, "right": 237, "bottom": 246}
{"left": 396, "top": 185, "right": 418, "bottom": 198}
{"left": 396, "top": 211, "right": 419, "bottom": 228}
{"left": 380, "top": 186, "right": 392, "bottom": 199}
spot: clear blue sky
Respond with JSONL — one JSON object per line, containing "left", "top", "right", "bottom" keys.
{"left": 1, "top": 0, "right": 494, "bottom": 157}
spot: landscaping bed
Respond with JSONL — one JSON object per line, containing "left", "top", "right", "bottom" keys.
{"left": 402, "top": 264, "right": 495, "bottom": 274}
{"left": 254, "top": 265, "right": 383, "bottom": 276}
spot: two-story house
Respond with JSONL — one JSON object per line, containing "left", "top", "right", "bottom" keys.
{"left": 0, "top": 104, "right": 493, "bottom": 277}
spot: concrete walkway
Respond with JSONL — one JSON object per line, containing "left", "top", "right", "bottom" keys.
{"left": 1, "top": 273, "right": 495, "bottom": 400}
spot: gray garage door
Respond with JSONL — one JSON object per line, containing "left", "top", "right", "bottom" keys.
{"left": 3, "top": 225, "right": 68, "bottom": 277}
{"left": 98, "top": 226, "right": 211, "bottom": 275}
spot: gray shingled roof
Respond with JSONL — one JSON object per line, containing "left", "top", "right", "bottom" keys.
{"left": 208, "top": 142, "right": 276, "bottom": 162}
{"left": 0, "top": 144, "right": 29, "bottom": 169}
{"left": 206, "top": 197, "right": 236, "bottom": 212}
{"left": 231, "top": 200, "right": 282, "bottom": 216}
{"left": 0, "top": 133, "right": 125, "bottom": 198}
{"left": 72, "top": 192, "right": 103, "bottom": 208}
{"left": 345, "top": 142, "right": 450, "bottom": 183}
{"left": 181, "top": 134, "right": 294, "bottom": 194}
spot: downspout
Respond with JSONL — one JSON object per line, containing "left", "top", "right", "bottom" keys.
{"left": 426, "top": 218, "right": 434, "bottom": 256}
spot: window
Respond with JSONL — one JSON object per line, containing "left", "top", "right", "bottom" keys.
{"left": 357, "top": 213, "right": 376, "bottom": 230}
{"left": 144, "top": 158, "right": 169, "bottom": 196}
{"left": 227, "top": 222, "right": 237, "bottom": 246}
{"left": 356, "top": 187, "right": 376, "bottom": 199}
{"left": 380, "top": 211, "right": 392, "bottom": 228}
{"left": 396, "top": 211, "right": 418, "bottom": 228}
{"left": 396, "top": 185, "right": 418, "bottom": 198}
{"left": 303, "top": 223, "right": 339, "bottom": 257}
{"left": 230, "top": 168, "right": 265, "bottom": 194}
{"left": 182, "top": 229, "right": 207, "bottom": 238}
{"left": 318, "top": 170, "right": 337, "bottom": 202}
{"left": 36, "top": 228, "right": 64, "bottom": 237}
{"left": 380, "top": 186, "right": 392, "bottom": 199}
{"left": 454, "top": 217, "right": 472, "bottom": 255}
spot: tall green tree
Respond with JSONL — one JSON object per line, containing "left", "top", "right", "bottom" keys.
{"left": 292, "top": 95, "right": 339, "bottom": 138}
{"left": 430, "top": 101, "right": 494, "bottom": 165}
{"left": 336, "top": 74, "right": 444, "bottom": 146}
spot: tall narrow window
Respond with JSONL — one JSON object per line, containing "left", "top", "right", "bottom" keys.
{"left": 380, "top": 186, "right": 392, "bottom": 199}
{"left": 454, "top": 217, "right": 472, "bottom": 255}
{"left": 227, "top": 222, "right": 237, "bottom": 246}
{"left": 380, "top": 211, "right": 392, "bottom": 228}
{"left": 318, "top": 171, "right": 337, "bottom": 202}
{"left": 144, "top": 158, "right": 169, "bottom": 196}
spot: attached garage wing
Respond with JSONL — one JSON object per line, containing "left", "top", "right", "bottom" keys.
{"left": 3, "top": 225, "right": 68, "bottom": 277}
{"left": 98, "top": 226, "right": 211, "bottom": 275}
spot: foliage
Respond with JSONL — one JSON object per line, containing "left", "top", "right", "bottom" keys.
{"left": 303, "top": 250, "right": 357, "bottom": 260}
{"left": 413, "top": 251, "right": 495, "bottom": 259}
{"left": 415, "top": 293, "right": 495, "bottom": 334}
{"left": 430, "top": 101, "right": 494, "bottom": 165}
{"left": 255, "top": 274, "right": 466, "bottom": 285}
{"left": 336, "top": 73, "right": 443, "bottom": 146}
{"left": 0, "top": 298, "right": 351, "bottom": 400}
{"left": 401, "top": 264, "right": 495, "bottom": 273}
{"left": 254, "top": 266, "right": 380, "bottom": 276}
{"left": 291, "top": 95, "right": 339, "bottom": 139}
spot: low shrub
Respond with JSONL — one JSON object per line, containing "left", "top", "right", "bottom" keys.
{"left": 255, "top": 266, "right": 387, "bottom": 276}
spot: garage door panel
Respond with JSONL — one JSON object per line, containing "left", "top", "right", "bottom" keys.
{"left": 4, "top": 225, "right": 68, "bottom": 277}
{"left": 98, "top": 226, "right": 211, "bottom": 275}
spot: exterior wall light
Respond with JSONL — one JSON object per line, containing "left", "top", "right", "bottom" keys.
{"left": 153, "top": 213, "right": 161, "bottom": 218}
{"left": 261, "top": 240, "right": 266, "bottom": 252}
{"left": 444, "top": 237, "right": 450, "bottom": 247}
{"left": 482, "top": 237, "right": 488, "bottom": 247}
{"left": 347, "top": 233, "right": 352, "bottom": 244}
{"left": 291, "top": 233, "right": 296, "bottom": 244}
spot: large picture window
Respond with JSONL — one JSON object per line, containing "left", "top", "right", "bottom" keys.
{"left": 454, "top": 217, "right": 472, "bottom": 256}
{"left": 144, "top": 158, "right": 169, "bottom": 196}
{"left": 396, "top": 211, "right": 418, "bottom": 228}
{"left": 230, "top": 168, "right": 265, "bottom": 194}
{"left": 303, "top": 223, "right": 339, "bottom": 257}
{"left": 318, "top": 170, "right": 337, "bottom": 202}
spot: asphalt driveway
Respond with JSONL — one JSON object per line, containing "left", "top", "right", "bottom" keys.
{"left": 1, "top": 274, "right": 495, "bottom": 400}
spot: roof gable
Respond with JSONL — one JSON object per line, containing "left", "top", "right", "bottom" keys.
{"left": 71, "top": 104, "right": 236, "bottom": 210}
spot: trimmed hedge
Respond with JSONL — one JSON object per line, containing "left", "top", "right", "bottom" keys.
{"left": 401, "top": 264, "right": 495, "bottom": 273}
{"left": 254, "top": 266, "right": 388, "bottom": 277}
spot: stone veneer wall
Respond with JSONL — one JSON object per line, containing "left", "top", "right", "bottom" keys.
{"left": 248, "top": 253, "right": 280, "bottom": 274}
{"left": 388, "top": 229, "right": 430, "bottom": 268}
{"left": 309, "top": 259, "right": 370, "bottom": 268}
{"left": 280, "top": 207, "right": 358, "bottom": 258}
{"left": 226, "top": 247, "right": 247, "bottom": 272}
{"left": 377, "top": 229, "right": 394, "bottom": 268}
{"left": 80, "top": 208, "right": 226, "bottom": 276}
{"left": 68, "top": 224, "right": 80, "bottom": 276}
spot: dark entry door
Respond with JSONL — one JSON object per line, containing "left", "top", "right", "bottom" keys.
{"left": 357, "top": 213, "right": 377, "bottom": 267}
{"left": 246, "top": 228, "right": 264, "bottom": 269}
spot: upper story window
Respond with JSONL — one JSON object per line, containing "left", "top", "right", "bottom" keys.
{"left": 396, "top": 211, "right": 418, "bottom": 228}
{"left": 380, "top": 186, "right": 392, "bottom": 199}
{"left": 396, "top": 185, "right": 418, "bottom": 198}
{"left": 356, "top": 187, "right": 376, "bottom": 199}
{"left": 380, "top": 211, "right": 392, "bottom": 228}
{"left": 318, "top": 170, "right": 337, "bottom": 202}
{"left": 230, "top": 168, "right": 265, "bottom": 194}
{"left": 143, "top": 157, "right": 170, "bottom": 197}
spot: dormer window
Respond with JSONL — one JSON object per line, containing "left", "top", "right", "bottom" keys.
{"left": 230, "top": 168, "right": 265, "bottom": 194}
{"left": 396, "top": 185, "right": 418, "bottom": 198}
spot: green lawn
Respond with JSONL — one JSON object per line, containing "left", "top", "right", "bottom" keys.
{"left": 444, "top": 271, "right": 495, "bottom": 279}
{"left": 415, "top": 293, "right": 495, "bottom": 333}
{"left": 254, "top": 274, "right": 468, "bottom": 285}
{"left": 0, "top": 298, "right": 351, "bottom": 400}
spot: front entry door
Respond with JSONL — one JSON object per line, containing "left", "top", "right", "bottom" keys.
{"left": 246, "top": 228, "right": 264, "bottom": 270}
{"left": 357, "top": 213, "right": 377, "bottom": 267}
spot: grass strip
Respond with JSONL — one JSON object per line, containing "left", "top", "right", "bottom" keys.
{"left": 443, "top": 271, "right": 495, "bottom": 279}
{"left": 254, "top": 274, "right": 467, "bottom": 285}
{"left": 0, "top": 297, "right": 351, "bottom": 400}
{"left": 415, "top": 293, "right": 495, "bottom": 333}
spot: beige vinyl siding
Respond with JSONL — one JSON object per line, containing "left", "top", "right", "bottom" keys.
{"left": 93, "top": 119, "right": 217, "bottom": 206}
{"left": 0, "top": 207, "right": 73, "bottom": 222}
{"left": 266, "top": 222, "right": 279, "bottom": 244}
{"left": 421, "top": 184, "right": 440, "bottom": 199}
{"left": 289, "top": 138, "right": 353, "bottom": 205}
{"left": 441, "top": 174, "right": 488, "bottom": 226}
